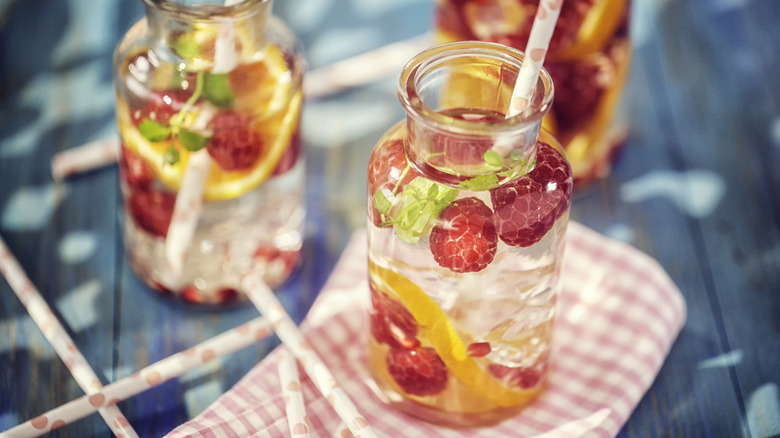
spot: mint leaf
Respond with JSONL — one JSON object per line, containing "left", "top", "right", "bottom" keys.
{"left": 388, "top": 177, "right": 458, "bottom": 243}
{"left": 179, "top": 129, "right": 210, "bottom": 152}
{"left": 173, "top": 33, "right": 200, "bottom": 59}
{"left": 203, "top": 73, "right": 235, "bottom": 108}
{"left": 163, "top": 146, "right": 180, "bottom": 165}
{"left": 373, "top": 189, "right": 393, "bottom": 215}
{"left": 484, "top": 150, "right": 504, "bottom": 168}
{"left": 139, "top": 119, "right": 171, "bottom": 142}
{"left": 460, "top": 174, "right": 500, "bottom": 191}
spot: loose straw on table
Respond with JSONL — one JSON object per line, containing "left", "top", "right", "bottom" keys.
{"left": 2, "top": 316, "right": 272, "bottom": 437}
{"left": 506, "top": 0, "right": 564, "bottom": 118}
{"left": 0, "top": 236, "right": 137, "bottom": 438}
{"left": 277, "top": 349, "right": 311, "bottom": 437}
{"left": 242, "top": 274, "right": 378, "bottom": 438}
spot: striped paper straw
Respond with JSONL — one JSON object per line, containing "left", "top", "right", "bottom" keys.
{"left": 277, "top": 349, "right": 311, "bottom": 437}
{"left": 0, "top": 235, "right": 137, "bottom": 438}
{"left": 241, "top": 274, "right": 378, "bottom": 438}
{"left": 2, "top": 316, "right": 272, "bottom": 437}
{"left": 506, "top": 0, "right": 564, "bottom": 117}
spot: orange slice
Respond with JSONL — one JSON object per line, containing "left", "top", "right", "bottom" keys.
{"left": 564, "top": 41, "right": 631, "bottom": 173}
{"left": 369, "top": 262, "right": 539, "bottom": 407}
{"left": 554, "top": 0, "right": 628, "bottom": 60}
{"left": 117, "top": 44, "right": 300, "bottom": 201}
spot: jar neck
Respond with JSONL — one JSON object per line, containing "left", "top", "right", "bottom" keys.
{"left": 143, "top": 0, "right": 272, "bottom": 65}
{"left": 398, "top": 42, "right": 554, "bottom": 185}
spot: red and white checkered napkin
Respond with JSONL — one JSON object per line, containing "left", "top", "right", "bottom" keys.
{"left": 166, "top": 222, "right": 686, "bottom": 438}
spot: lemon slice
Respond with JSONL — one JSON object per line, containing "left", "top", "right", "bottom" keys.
{"left": 369, "top": 262, "right": 539, "bottom": 407}
{"left": 117, "top": 44, "right": 301, "bottom": 201}
{"left": 553, "top": 0, "right": 628, "bottom": 60}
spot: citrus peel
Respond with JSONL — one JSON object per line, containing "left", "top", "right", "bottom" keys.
{"left": 369, "top": 262, "right": 539, "bottom": 407}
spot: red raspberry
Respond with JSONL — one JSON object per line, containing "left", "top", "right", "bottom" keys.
{"left": 487, "top": 354, "right": 549, "bottom": 389}
{"left": 367, "top": 139, "right": 419, "bottom": 226}
{"left": 387, "top": 346, "right": 448, "bottom": 396}
{"left": 127, "top": 190, "right": 176, "bottom": 238}
{"left": 429, "top": 197, "right": 498, "bottom": 273}
{"left": 546, "top": 59, "right": 606, "bottom": 130}
{"left": 489, "top": 142, "right": 571, "bottom": 247}
{"left": 207, "top": 111, "right": 264, "bottom": 171}
{"left": 182, "top": 286, "right": 239, "bottom": 305}
{"left": 118, "top": 146, "right": 154, "bottom": 189}
{"left": 131, "top": 89, "right": 191, "bottom": 127}
{"left": 466, "top": 341, "right": 492, "bottom": 358}
{"left": 370, "top": 284, "right": 419, "bottom": 348}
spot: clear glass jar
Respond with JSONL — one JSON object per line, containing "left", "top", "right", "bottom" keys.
{"left": 366, "top": 42, "right": 572, "bottom": 426}
{"left": 434, "top": 0, "right": 631, "bottom": 183}
{"left": 113, "top": 0, "right": 304, "bottom": 304}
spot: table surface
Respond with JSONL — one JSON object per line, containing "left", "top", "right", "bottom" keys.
{"left": 1, "top": 0, "right": 779, "bottom": 437}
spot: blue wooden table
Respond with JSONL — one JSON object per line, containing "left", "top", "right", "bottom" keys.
{"left": 1, "top": 0, "right": 778, "bottom": 436}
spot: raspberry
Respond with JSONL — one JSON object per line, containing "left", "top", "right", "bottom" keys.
{"left": 370, "top": 284, "right": 419, "bottom": 348}
{"left": 207, "top": 111, "right": 264, "bottom": 171}
{"left": 546, "top": 59, "right": 606, "bottom": 130}
{"left": 127, "top": 190, "right": 176, "bottom": 238}
{"left": 387, "top": 346, "right": 448, "bottom": 396}
{"left": 119, "top": 146, "right": 154, "bottom": 190}
{"left": 429, "top": 197, "right": 498, "bottom": 273}
{"left": 131, "top": 89, "right": 191, "bottom": 127}
{"left": 487, "top": 354, "right": 549, "bottom": 389}
{"left": 367, "top": 139, "right": 419, "bottom": 226}
{"left": 182, "top": 286, "right": 239, "bottom": 304}
{"left": 489, "top": 142, "right": 571, "bottom": 247}
{"left": 466, "top": 341, "right": 492, "bottom": 358}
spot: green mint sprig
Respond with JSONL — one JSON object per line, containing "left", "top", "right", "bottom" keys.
{"left": 138, "top": 66, "right": 237, "bottom": 165}
{"left": 459, "top": 149, "right": 535, "bottom": 191}
{"left": 378, "top": 176, "right": 458, "bottom": 243}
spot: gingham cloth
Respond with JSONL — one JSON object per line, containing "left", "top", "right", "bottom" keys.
{"left": 166, "top": 222, "right": 686, "bottom": 438}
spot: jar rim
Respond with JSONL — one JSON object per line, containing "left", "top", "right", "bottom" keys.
{"left": 398, "top": 41, "right": 554, "bottom": 135}
{"left": 141, "top": 0, "right": 271, "bottom": 20}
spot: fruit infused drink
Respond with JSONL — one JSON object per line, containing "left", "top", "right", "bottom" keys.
{"left": 367, "top": 42, "right": 572, "bottom": 426}
{"left": 113, "top": 0, "right": 304, "bottom": 304}
{"left": 435, "top": 0, "right": 630, "bottom": 182}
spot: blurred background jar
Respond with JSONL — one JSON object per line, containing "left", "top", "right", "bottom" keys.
{"left": 113, "top": 0, "right": 305, "bottom": 305}
{"left": 434, "top": 0, "right": 631, "bottom": 183}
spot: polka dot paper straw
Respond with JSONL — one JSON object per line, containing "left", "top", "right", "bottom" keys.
{"left": 241, "top": 274, "right": 378, "bottom": 438}
{"left": 278, "top": 349, "right": 311, "bottom": 437}
{"left": 50, "top": 136, "right": 120, "bottom": 181}
{"left": 507, "top": 0, "right": 564, "bottom": 117}
{"left": 0, "top": 235, "right": 137, "bottom": 438}
{"left": 163, "top": 148, "right": 211, "bottom": 282}
{"left": 2, "top": 316, "right": 272, "bottom": 437}
{"left": 161, "top": 0, "right": 241, "bottom": 283}
{"left": 50, "top": 33, "right": 431, "bottom": 182}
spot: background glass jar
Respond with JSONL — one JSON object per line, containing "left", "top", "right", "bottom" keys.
{"left": 366, "top": 42, "right": 572, "bottom": 427}
{"left": 113, "top": 0, "right": 304, "bottom": 304}
{"left": 435, "top": 0, "right": 631, "bottom": 183}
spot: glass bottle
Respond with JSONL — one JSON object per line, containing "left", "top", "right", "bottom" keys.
{"left": 113, "top": 0, "right": 304, "bottom": 304}
{"left": 366, "top": 42, "right": 572, "bottom": 427}
{"left": 434, "top": 0, "right": 631, "bottom": 183}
